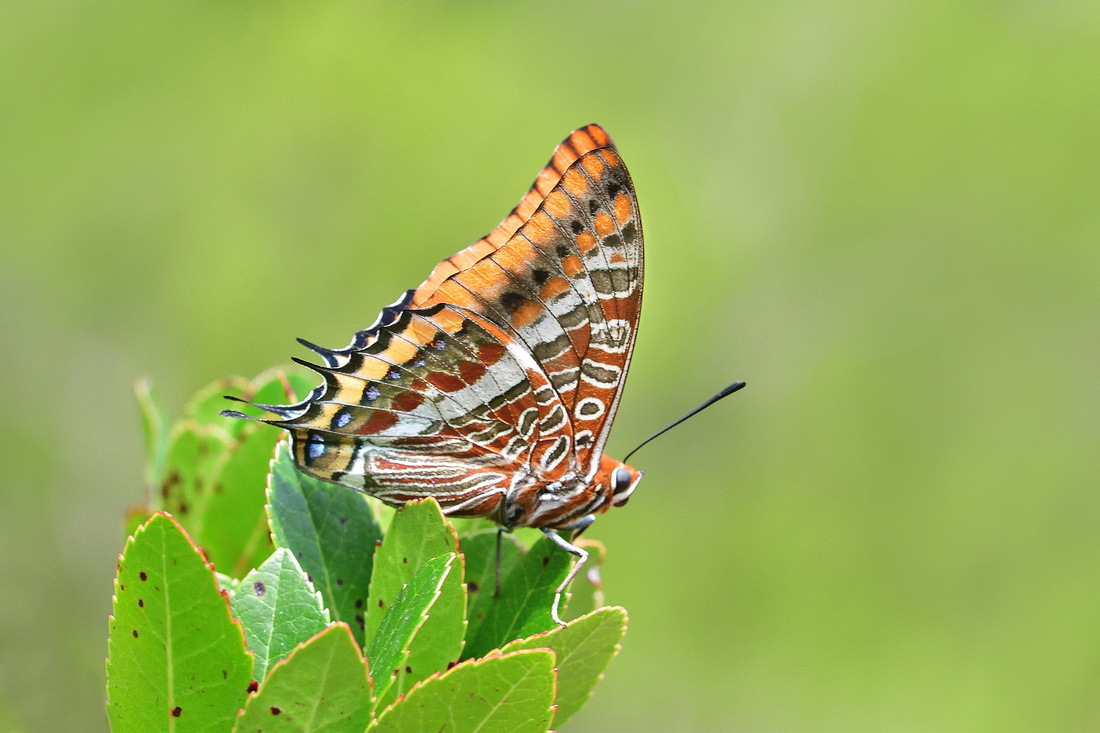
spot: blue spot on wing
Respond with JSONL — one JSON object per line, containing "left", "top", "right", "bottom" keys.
{"left": 306, "top": 435, "right": 326, "bottom": 463}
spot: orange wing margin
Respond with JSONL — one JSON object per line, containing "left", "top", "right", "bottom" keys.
{"left": 411, "top": 124, "right": 615, "bottom": 306}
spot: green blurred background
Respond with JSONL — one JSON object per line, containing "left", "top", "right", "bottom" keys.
{"left": 3, "top": 1, "right": 1100, "bottom": 730}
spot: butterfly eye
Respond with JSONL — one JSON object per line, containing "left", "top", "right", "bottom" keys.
{"left": 611, "top": 467, "right": 633, "bottom": 495}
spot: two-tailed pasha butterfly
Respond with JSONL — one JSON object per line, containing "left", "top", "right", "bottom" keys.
{"left": 224, "top": 125, "right": 744, "bottom": 622}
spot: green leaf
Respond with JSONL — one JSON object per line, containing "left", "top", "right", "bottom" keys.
{"left": 462, "top": 536, "right": 572, "bottom": 660}
{"left": 364, "top": 498, "right": 459, "bottom": 643}
{"left": 159, "top": 420, "right": 233, "bottom": 525}
{"left": 366, "top": 499, "right": 467, "bottom": 709}
{"left": 135, "top": 378, "right": 170, "bottom": 492}
{"left": 230, "top": 548, "right": 331, "bottom": 681}
{"left": 367, "top": 553, "right": 455, "bottom": 705}
{"left": 563, "top": 538, "right": 606, "bottom": 622}
{"left": 107, "top": 513, "right": 253, "bottom": 732}
{"left": 376, "top": 557, "right": 467, "bottom": 710}
{"left": 368, "top": 649, "right": 556, "bottom": 733}
{"left": 460, "top": 530, "right": 523, "bottom": 646}
{"left": 268, "top": 442, "right": 383, "bottom": 648}
{"left": 199, "top": 420, "right": 282, "bottom": 577}
{"left": 164, "top": 368, "right": 316, "bottom": 577}
{"left": 159, "top": 418, "right": 279, "bottom": 579}
{"left": 502, "top": 607, "right": 627, "bottom": 727}
{"left": 512, "top": 527, "right": 543, "bottom": 550}
{"left": 232, "top": 623, "right": 372, "bottom": 733}
{"left": 446, "top": 516, "right": 496, "bottom": 535}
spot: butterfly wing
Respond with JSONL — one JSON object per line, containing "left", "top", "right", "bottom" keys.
{"left": 272, "top": 302, "right": 573, "bottom": 515}
{"left": 413, "top": 126, "right": 643, "bottom": 479}
{"left": 245, "top": 125, "right": 642, "bottom": 512}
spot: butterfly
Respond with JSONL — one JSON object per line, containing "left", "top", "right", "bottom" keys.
{"left": 224, "top": 124, "right": 644, "bottom": 622}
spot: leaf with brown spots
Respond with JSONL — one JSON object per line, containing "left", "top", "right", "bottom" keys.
{"left": 366, "top": 553, "right": 457, "bottom": 707}
{"left": 232, "top": 623, "right": 372, "bottom": 733}
{"left": 157, "top": 367, "right": 317, "bottom": 578}
{"left": 107, "top": 513, "right": 253, "bottom": 733}
{"left": 460, "top": 529, "right": 523, "bottom": 645}
{"left": 230, "top": 548, "right": 330, "bottom": 681}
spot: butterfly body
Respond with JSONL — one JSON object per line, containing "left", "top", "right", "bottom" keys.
{"left": 226, "top": 126, "right": 644, "bottom": 616}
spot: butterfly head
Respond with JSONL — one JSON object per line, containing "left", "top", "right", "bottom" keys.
{"left": 596, "top": 453, "right": 644, "bottom": 508}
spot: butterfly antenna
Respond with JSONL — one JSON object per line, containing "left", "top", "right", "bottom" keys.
{"left": 622, "top": 381, "right": 746, "bottom": 464}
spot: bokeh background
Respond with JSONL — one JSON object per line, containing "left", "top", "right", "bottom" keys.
{"left": 3, "top": 2, "right": 1100, "bottom": 730}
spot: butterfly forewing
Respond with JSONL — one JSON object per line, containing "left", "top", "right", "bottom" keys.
{"left": 265, "top": 124, "right": 642, "bottom": 517}
{"left": 411, "top": 124, "right": 615, "bottom": 306}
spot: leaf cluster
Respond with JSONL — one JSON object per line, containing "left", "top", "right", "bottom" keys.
{"left": 108, "top": 372, "right": 626, "bottom": 731}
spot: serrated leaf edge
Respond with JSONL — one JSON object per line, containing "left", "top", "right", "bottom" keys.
{"left": 365, "top": 497, "right": 462, "bottom": 641}
{"left": 368, "top": 553, "right": 457, "bottom": 708}
{"left": 370, "top": 647, "right": 559, "bottom": 723}
{"left": 232, "top": 621, "right": 372, "bottom": 731}
{"left": 107, "top": 512, "right": 255, "bottom": 713}
{"left": 230, "top": 548, "right": 333, "bottom": 681}
{"left": 499, "top": 606, "right": 628, "bottom": 725}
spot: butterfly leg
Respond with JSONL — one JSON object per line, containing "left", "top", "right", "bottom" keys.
{"left": 560, "top": 513, "right": 596, "bottom": 539}
{"left": 543, "top": 526, "right": 592, "bottom": 626}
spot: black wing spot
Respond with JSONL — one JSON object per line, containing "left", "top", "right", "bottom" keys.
{"left": 500, "top": 291, "right": 525, "bottom": 313}
{"left": 608, "top": 182, "right": 622, "bottom": 197}
{"left": 589, "top": 199, "right": 599, "bottom": 215}
{"left": 556, "top": 244, "right": 570, "bottom": 258}
{"left": 532, "top": 268, "right": 550, "bottom": 285}
{"left": 570, "top": 220, "right": 584, "bottom": 234}
{"left": 579, "top": 400, "right": 602, "bottom": 416}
